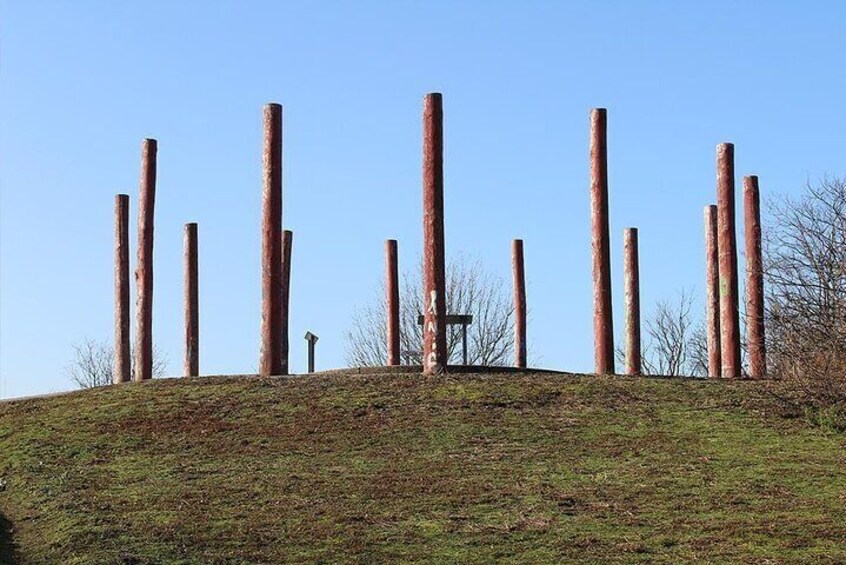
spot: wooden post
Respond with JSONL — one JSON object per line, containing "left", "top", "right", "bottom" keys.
{"left": 281, "top": 229, "right": 293, "bottom": 375}
{"left": 623, "top": 228, "right": 641, "bottom": 375}
{"left": 260, "top": 103, "right": 283, "bottom": 376}
{"left": 744, "top": 176, "right": 766, "bottom": 378}
{"left": 422, "top": 93, "right": 447, "bottom": 375}
{"left": 512, "top": 239, "right": 527, "bottom": 368}
{"left": 183, "top": 223, "right": 199, "bottom": 377}
{"left": 114, "top": 194, "right": 130, "bottom": 384}
{"left": 590, "top": 108, "right": 615, "bottom": 374}
{"left": 385, "top": 239, "right": 400, "bottom": 366}
{"left": 134, "top": 138, "right": 156, "bottom": 382}
{"left": 704, "top": 205, "right": 721, "bottom": 378}
{"left": 716, "top": 143, "right": 742, "bottom": 378}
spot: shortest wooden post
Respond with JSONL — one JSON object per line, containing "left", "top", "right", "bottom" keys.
{"left": 623, "top": 228, "right": 641, "bottom": 375}
{"left": 305, "top": 331, "right": 319, "bottom": 373}
{"left": 512, "top": 239, "right": 527, "bottom": 368}
{"left": 184, "top": 223, "right": 199, "bottom": 377}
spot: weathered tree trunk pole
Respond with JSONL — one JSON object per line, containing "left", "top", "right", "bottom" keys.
{"left": 704, "top": 204, "right": 722, "bottom": 378}
{"left": 716, "top": 143, "right": 742, "bottom": 378}
{"left": 134, "top": 139, "right": 157, "bottom": 382}
{"left": 385, "top": 239, "right": 400, "bottom": 366}
{"left": 590, "top": 108, "right": 615, "bottom": 374}
{"left": 512, "top": 239, "right": 527, "bottom": 369}
{"left": 744, "top": 175, "right": 766, "bottom": 379}
{"left": 281, "top": 229, "right": 293, "bottom": 375}
{"left": 114, "top": 194, "right": 130, "bottom": 384}
{"left": 183, "top": 223, "right": 199, "bottom": 377}
{"left": 260, "top": 103, "right": 283, "bottom": 376}
{"left": 623, "top": 228, "right": 641, "bottom": 375}
{"left": 422, "top": 93, "right": 447, "bottom": 375}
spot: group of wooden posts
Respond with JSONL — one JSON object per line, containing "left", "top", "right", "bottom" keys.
{"left": 112, "top": 105, "right": 294, "bottom": 383}
{"left": 589, "top": 111, "right": 767, "bottom": 379}
{"left": 412, "top": 96, "right": 766, "bottom": 378}
{"left": 111, "top": 92, "right": 764, "bottom": 383}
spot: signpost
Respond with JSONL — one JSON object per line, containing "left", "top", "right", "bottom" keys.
{"left": 417, "top": 314, "right": 472, "bottom": 366}
{"left": 304, "top": 331, "right": 319, "bottom": 373}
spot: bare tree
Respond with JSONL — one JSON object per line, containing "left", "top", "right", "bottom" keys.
{"left": 67, "top": 339, "right": 168, "bottom": 388}
{"left": 764, "top": 176, "right": 846, "bottom": 406}
{"left": 345, "top": 254, "right": 515, "bottom": 367}
{"left": 618, "top": 289, "right": 705, "bottom": 377}
{"left": 686, "top": 321, "right": 709, "bottom": 378}
{"left": 645, "top": 289, "right": 696, "bottom": 376}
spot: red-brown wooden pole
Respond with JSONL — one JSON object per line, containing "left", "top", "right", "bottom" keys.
{"left": 744, "top": 175, "right": 766, "bottom": 378}
{"left": 422, "top": 93, "right": 447, "bottom": 375}
{"left": 114, "top": 194, "right": 130, "bottom": 384}
{"left": 134, "top": 138, "right": 156, "bottom": 382}
{"left": 623, "top": 228, "right": 641, "bottom": 375}
{"left": 704, "top": 204, "right": 721, "bottom": 378}
{"left": 590, "top": 108, "right": 615, "bottom": 374}
{"left": 386, "top": 239, "right": 400, "bottom": 366}
{"left": 183, "top": 223, "right": 199, "bottom": 377}
{"left": 512, "top": 239, "right": 527, "bottom": 369}
{"left": 260, "top": 103, "right": 283, "bottom": 376}
{"left": 716, "top": 143, "right": 741, "bottom": 378}
{"left": 281, "top": 229, "right": 293, "bottom": 375}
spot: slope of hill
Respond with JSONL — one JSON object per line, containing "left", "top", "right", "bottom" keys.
{"left": 1, "top": 370, "right": 844, "bottom": 564}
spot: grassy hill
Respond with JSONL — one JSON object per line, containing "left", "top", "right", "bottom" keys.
{"left": 1, "top": 370, "right": 844, "bottom": 564}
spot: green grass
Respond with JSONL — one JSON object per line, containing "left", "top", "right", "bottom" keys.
{"left": 1, "top": 371, "right": 844, "bottom": 564}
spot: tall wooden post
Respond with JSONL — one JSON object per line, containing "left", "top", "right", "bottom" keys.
{"left": 114, "top": 194, "right": 130, "bottom": 384}
{"left": 512, "top": 239, "right": 527, "bottom": 368}
{"left": 590, "top": 108, "right": 615, "bottom": 374}
{"left": 716, "top": 143, "right": 741, "bottom": 378}
{"left": 386, "top": 239, "right": 400, "bottom": 366}
{"left": 422, "top": 93, "right": 447, "bottom": 375}
{"left": 623, "top": 228, "right": 641, "bottom": 375}
{"left": 183, "top": 223, "right": 199, "bottom": 377}
{"left": 281, "top": 229, "right": 293, "bottom": 375}
{"left": 260, "top": 103, "right": 283, "bottom": 376}
{"left": 704, "top": 205, "right": 721, "bottom": 378}
{"left": 134, "top": 138, "right": 157, "bottom": 382}
{"left": 744, "top": 176, "right": 766, "bottom": 378}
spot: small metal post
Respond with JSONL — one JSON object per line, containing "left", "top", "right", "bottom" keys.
{"left": 304, "top": 331, "right": 319, "bottom": 373}
{"left": 590, "top": 108, "right": 614, "bottom": 374}
{"left": 114, "top": 194, "right": 130, "bottom": 384}
{"left": 461, "top": 323, "right": 468, "bottom": 366}
{"left": 183, "top": 223, "right": 199, "bottom": 377}
{"left": 134, "top": 138, "right": 156, "bottom": 382}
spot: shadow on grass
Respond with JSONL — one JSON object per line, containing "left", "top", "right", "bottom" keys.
{"left": 0, "top": 513, "right": 21, "bottom": 564}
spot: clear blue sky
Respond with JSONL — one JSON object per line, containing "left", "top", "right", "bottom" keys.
{"left": 2, "top": 1, "right": 844, "bottom": 398}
